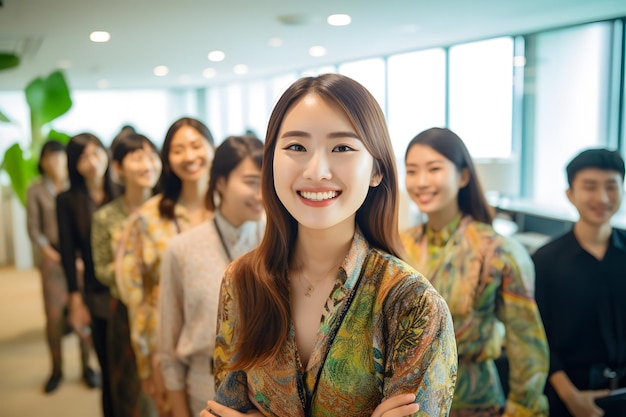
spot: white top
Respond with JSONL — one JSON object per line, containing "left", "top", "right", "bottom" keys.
{"left": 158, "top": 210, "right": 264, "bottom": 401}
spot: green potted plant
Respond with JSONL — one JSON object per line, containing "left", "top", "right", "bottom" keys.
{"left": 0, "top": 53, "right": 20, "bottom": 123}
{"left": 0, "top": 67, "right": 72, "bottom": 268}
{"left": 1, "top": 70, "right": 72, "bottom": 205}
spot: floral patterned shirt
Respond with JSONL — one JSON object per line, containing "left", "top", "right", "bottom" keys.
{"left": 91, "top": 197, "right": 128, "bottom": 299}
{"left": 214, "top": 228, "right": 458, "bottom": 417}
{"left": 401, "top": 215, "right": 549, "bottom": 417}
{"left": 117, "top": 194, "right": 195, "bottom": 379}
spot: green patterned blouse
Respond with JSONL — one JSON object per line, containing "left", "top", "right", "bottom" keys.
{"left": 214, "top": 228, "right": 458, "bottom": 417}
{"left": 91, "top": 197, "right": 129, "bottom": 299}
{"left": 402, "top": 215, "right": 549, "bottom": 417}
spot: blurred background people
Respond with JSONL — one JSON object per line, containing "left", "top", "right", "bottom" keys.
{"left": 117, "top": 117, "right": 215, "bottom": 416}
{"left": 534, "top": 149, "right": 626, "bottom": 417}
{"left": 26, "top": 139, "right": 92, "bottom": 394}
{"left": 92, "top": 133, "right": 161, "bottom": 416}
{"left": 57, "top": 133, "right": 118, "bottom": 416}
{"left": 401, "top": 127, "right": 549, "bottom": 417}
{"left": 159, "top": 135, "right": 265, "bottom": 417}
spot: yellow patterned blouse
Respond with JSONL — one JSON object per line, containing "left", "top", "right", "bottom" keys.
{"left": 214, "top": 228, "right": 458, "bottom": 417}
{"left": 401, "top": 215, "right": 549, "bottom": 417}
{"left": 117, "top": 194, "right": 195, "bottom": 379}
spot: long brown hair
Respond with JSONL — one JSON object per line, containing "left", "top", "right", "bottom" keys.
{"left": 66, "top": 133, "right": 117, "bottom": 239}
{"left": 230, "top": 73, "right": 404, "bottom": 370}
{"left": 405, "top": 127, "right": 493, "bottom": 224}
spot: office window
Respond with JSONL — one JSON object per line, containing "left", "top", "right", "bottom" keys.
{"left": 246, "top": 81, "right": 268, "bottom": 140}
{"left": 270, "top": 73, "right": 298, "bottom": 107}
{"left": 50, "top": 90, "right": 171, "bottom": 147}
{"left": 449, "top": 37, "right": 514, "bottom": 159}
{"left": 225, "top": 84, "right": 244, "bottom": 137}
{"left": 531, "top": 22, "right": 612, "bottom": 206}
{"left": 207, "top": 87, "right": 224, "bottom": 145}
{"left": 300, "top": 66, "right": 337, "bottom": 77}
{"left": 339, "top": 58, "right": 386, "bottom": 114}
{"left": 0, "top": 92, "right": 29, "bottom": 157}
{"left": 387, "top": 49, "right": 446, "bottom": 158}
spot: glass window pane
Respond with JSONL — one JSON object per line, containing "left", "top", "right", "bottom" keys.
{"left": 0, "top": 92, "right": 29, "bottom": 157}
{"left": 387, "top": 49, "right": 446, "bottom": 158}
{"left": 270, "top": 73, "right": 298, "bottom": 107}
{"left": 53, "top": 90, "right": 171, "bottom": 147}
{"left": 300, "top": 66, "right": 337, "bottom": 77}
{"left": 532, "top": 22, "right": 612, "bottom": 206}
{"left": 207, "top": 87, "right": 223, "bottom": 145}
{"left": 449, "top": 37, "right": 514, "bottom": 159}
{"left": 246, "top": 81, "right": 268, "bottom": 140}
{"left": 339, "top": 58, "right": 386, "bottom": 114}
{"left": 226, "top": 84, "right": 244, "bottom": 137}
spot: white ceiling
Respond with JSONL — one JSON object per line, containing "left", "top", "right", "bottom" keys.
{"left": 1, "top": 0, "right": 625, "bottom": 92}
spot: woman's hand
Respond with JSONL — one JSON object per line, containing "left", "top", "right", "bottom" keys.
{"left": 41, "top": 245, "right": 61, "bottom": 265}
{"left": 142, "top": 373, "right": 172, "bottom": 414}
{"left": 200, "top": 401, "right": 263, "bottom": 417}
{"left": 68, "top": 292, "right": 91, "bottom": 342}
{"left": 372, "top": 393, "right": 420, "bottom": 417}
{"left": 563, "top": 389, "right": 610, "bottom": 417}
{"left": 142, "top": 355, "right": 173, "bottom": 414}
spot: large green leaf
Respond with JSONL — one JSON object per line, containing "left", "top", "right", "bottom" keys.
{"left": 0, "top": 53, "right": 20, "bottom": 71}
{"left": 0, "top": 110, "right": 9, "bottom": 122}
{"left": 25, "top": 70, "right": 72, "bottom": 127}
{"left": 1, "top": 144, "right": 39, "bottom": 205}
{"left": 47, "top": 129, "right": 71, "bottom": 145}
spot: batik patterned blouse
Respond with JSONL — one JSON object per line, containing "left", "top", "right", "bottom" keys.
{"left": 214, "top": 228, "right": 458, "bottom": 417}
{"left": 91, "top": 197, "right": 128, "bottom": 299}
{"left": 401, "top": 215, "right": 549, "bottom": 417}
{"left": 117, "top": 194, "right": 195, "bottom": 379}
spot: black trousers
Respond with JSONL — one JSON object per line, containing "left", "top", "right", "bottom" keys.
{"left": 92, "top": 315, "right": 114, "bottom": 417}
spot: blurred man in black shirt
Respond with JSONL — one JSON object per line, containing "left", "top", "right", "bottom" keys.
{"left": 534, "top": 149, "right": 626, "bottom": 417}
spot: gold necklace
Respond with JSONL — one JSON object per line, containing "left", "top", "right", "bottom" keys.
{"left": 298, "top": 265, "right": 340, "bottom": 297}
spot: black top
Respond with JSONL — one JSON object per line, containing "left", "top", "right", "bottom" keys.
{"left": 56, "top": 189, "right": 108, "bottom": 296}
{"left": 533, "top": 228, "right": 626, "bottom": 375}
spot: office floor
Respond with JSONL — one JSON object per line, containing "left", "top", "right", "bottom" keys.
{"left": 0, "top": 266, "right": 100, "bottom": 417}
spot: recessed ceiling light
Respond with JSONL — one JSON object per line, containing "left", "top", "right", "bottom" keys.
{"left": 154, "top": 65, "right": 169, "bottom": 76}
{"left": 97, "top": 79, "right": 109, "bottom": 89}
{"left": 90, "top": 31, "right": 111, "bottom": 43}
{"left": 208, "top": 50, "right": 225, "bottom": 62}
{"left": 203, "top": 68, "right": 217, "bottom": 78}
{"left": 269, "top": 37, "right": 283, "bottom": 47}
{"left": 327, "top": 14, "right": 351, "bottom": 26}
{"left": 309, "top": 46, "right": 327, "bottom": 57}
{"left": 513, "top": 56, "right": 527, "bottom": 67}
{"left": 233, "top": 64, "right": 249, "bottom": 75}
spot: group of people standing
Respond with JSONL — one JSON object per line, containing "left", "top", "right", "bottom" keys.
{"left": 27, "top": 119, "right": 265, "bottom": 417}
{"left": 26, "top": 73, "right": 624, "bottom": 417}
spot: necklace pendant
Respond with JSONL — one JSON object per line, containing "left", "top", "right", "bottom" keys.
{"left": 304, "top": 284, "right": 314, "bottom": 297}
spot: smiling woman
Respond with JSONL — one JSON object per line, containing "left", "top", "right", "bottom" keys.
{"left": 158, "top": 135, "right": 265, "bottom": 417}
{"left": 273, "top": 93, "right": 378, "bottom": 232}
{"left": 116, "top": 117, "right": 215, "bottom": 416}
{"left": 91, "top": 132, "right": 161, "bottom": 416}
{"left": 401, "top": 127, "right": 549, "bottom": 417}
{"left": 203, "top": 73, "right": 457, "bottom": 417}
